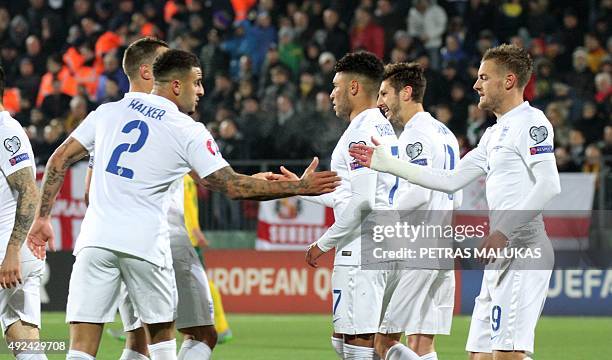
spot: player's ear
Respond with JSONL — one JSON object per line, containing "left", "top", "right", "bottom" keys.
{"left": 401, "top": 85, "right": 413, "bottom": 102}
{"left": 505, "top": 73, "right": 516, "bottom": 90}
{"left": 172, "top": 79, "right": 181, "bottom": 95}
{"left": 140, "top": 64, "right": 152, "bottom": 81}
{"left": 350, "top": 79, "right": 359, "bottom": 96}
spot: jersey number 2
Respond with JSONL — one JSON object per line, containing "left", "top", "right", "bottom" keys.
{"left": 106, "top": 120, "right": 149, "bottom": 179}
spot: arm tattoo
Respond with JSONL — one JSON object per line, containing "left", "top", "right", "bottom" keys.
{"left": 39, "top": 138, "right": 89, "bottom": 217}
{"left": 204, "top": 166, "right": 304, "bottom": 200}
{"left": 6, "top": 167, "right": 38, "bottom": 249}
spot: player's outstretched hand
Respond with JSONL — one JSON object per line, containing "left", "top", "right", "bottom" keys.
{"left": 305, "top": 242, "right": 325, "bottom": 268}
{"left": 299, "top": 157, "right": 341, "bottom": 196}
{"left": 27, "top": 217, "right": 55, "bottom": 260}
{"left": 277, "top": 157, "right": 318, "bottom": 182}
{"left": 251, "top": 172, "right": 283, "bottom": 181}
{"left": 0, "top": 247, "right": 22, "bottom": 288}
{"left": 477, "top": 230, "right": 509, "bottom": 265}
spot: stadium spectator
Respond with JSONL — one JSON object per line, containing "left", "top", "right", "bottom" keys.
{"left": 556, "top": 146, "right": 581, "bottom": 172}
{"left": 23, "top": 35, "right": 46, "bottom": 75}
{"left": 407, "top": 0, "right": 447, "bottom": 70}
{"left": 260, "top": 64, "right": 296, "bottom": 113}
{"left": 292, "top": 10, "right": 314, "bottom": 45}
{"left": 374, "top": 0, "right": 405, "bottom": 58}
{"left": 273, "top": 94, "right": 313, "bottom": 159}
{"left": 40, "top": 78, "right": 72, "bottom": 119}
{"left": 350, "top": 6, "right": 385, "bottom": 59}
{"left": 569, "top": 128, "right": 587, "bottom": 166}
{"left": 278, "top": 26, "right": 303, "bottom": 76}
{"left": 65, "top": 95, "right": 88, "bottom": 133}
{"left": 14, "top": 57, "right": 40, "bottom": 105}
{"left": 96, "top": 52, "right": 129, "bottom": 102}
{"left": 565, "top": 48, "right": 596, "bottom": 100}
{"left": 217, "top": 118, "right": 249, "bottom": 160}
{"left": 314, "top": 8, "right": 350, "bottom": 61}
{"left": 585, "top": 32, "right": 607, "bottom": 73}
{"left": 316, "top": 51, "right": 336, "bottom": 93}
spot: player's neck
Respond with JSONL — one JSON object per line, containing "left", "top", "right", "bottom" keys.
{"left": 401, "top": 103, "right": 424, "bottom": 126}
{"left": 349, "top": 100, "right": 377, "bottom": 121}
{"left": 494, "top": 93, "right": 525, "bottom": 118}
{"left": 0, "top": 104, "right": 5, "bottom": 112}
{"left": 128, "top": 79, "right": 153, "bottom": 94}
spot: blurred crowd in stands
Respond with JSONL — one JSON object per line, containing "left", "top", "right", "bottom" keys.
{"left": 0, "top": 0, "right": 611, "bottom": 176}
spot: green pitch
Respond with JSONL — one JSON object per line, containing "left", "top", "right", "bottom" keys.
{"left": 29, "top": 313, "right": 612, "bottom": 359}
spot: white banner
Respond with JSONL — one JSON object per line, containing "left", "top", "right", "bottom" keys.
{"left": 255, "top": 198, "right": 334, "bottom": 250}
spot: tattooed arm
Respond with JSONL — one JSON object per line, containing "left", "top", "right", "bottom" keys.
{"left": 0, "top": 167, "right": 38, "bottom": 288}
{"left": 38, "top": 138, "right": 89, "bottom": 217}
{"left": 203, "top": 159, "right": 340, "bottom": 201}
{"left": 27, "top": 137, "right": 89, "bottom": 259}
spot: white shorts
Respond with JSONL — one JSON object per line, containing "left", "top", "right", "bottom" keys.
{"left": 0, "top": 259, "right": 45, "bottom": 333}
{"left": 378, "top": 269, "right": 454, "bottom": 335}
{"left": 331, "top": 265, "right": 386, "bottom": 334}
{"left": 118, "top": 245, "right": 214, "bottom": 331}
{"left": 66, "top": 247, "right": 177, "bottom": 325}
{"left": 465, "top": 269, "right": 552, "bottom": 355}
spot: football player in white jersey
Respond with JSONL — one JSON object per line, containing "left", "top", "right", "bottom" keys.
{"left": 81, "top": 38, "right": 218, "bottom": 360}
{"left": 26, "top": 49, "right": 340, "bottom": 360}
{"left": 300, "top": 52, "right": 398, "bottom": 359}
{"left": 0, "top": 65, "right": 47, "bottom": 360}
{"left": 373, "top": 62, "right": 460, "bottom": 360}
{"left": 350, "top": 44, "right": 560, "bottom": 360}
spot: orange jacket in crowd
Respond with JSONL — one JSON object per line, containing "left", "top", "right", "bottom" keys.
{"left": 36, "top": 67, "right": 78, "bottom": 107}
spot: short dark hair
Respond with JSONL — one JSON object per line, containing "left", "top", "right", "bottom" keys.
{"left": 122, "top": 37, "right": 169, "bottom": 79}
{"left": 335, "top": 51, "right": 384, "bottom": 95}
{"left": 382, "top": 62, "right": 426, "bottom": 103}
{"left": 0, "top": 65, "right": 4, "bottom": 99}
{"left": 153, "top": 49, "right": 201, "bottom": 81}
{"left": 482, "top": 44, "right": 533, "bottom": 88}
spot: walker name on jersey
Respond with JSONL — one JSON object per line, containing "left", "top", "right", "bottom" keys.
{"left": 127, "top": 99, "right": 166, "bottom": 120}
{"left": 529, "top": 145, "right": 553, "bottom": 155}
{"left": 8, "top": 153, "right": 29, "bottom": 166}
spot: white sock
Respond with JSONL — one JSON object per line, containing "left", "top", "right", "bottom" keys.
{"left": 385, "top": 343, "right": 421, "bottom": 360}
{"left": 343, "top": 343, "right": 375, "bottom": 359}
{"left": 177, "top": 339, "right": 212, "bottom": 360}
{"left": 331, "top": 337, "right": 344, "bottom": 358}
{"left": 147, "top": 339, "right": 176, "bottom": 360}
{"left": 420, "top": 352, "right": 438, "bottom": 360}
{"left": 66, "top": 350, "right": 95, "bottom": 360}
{"left": 119, "top": 348, "right": 150, "bottom": 360}
{"left": 16, "top": 353, "right": 48, "bottom": 360}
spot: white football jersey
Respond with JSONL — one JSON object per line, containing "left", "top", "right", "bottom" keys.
{"left": 167, "top": 176, "right": 192, "bottom": 248}
{"left": 330, "top": 108, "right": 398, "bottom": 266}
{"left": 71, "top": 92, "right": 228, "bottom": 266}
{"left": 0, "top": 112, "right": 36, "bottom": 262}
{"left": 467, "top": 101, "right": 555, "bottom": 210}
{"left": 464, "top": 101, "right": 556, "bottom": 233}
{"left": 397, "top": 112, "right": 460, "bottom": 211}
